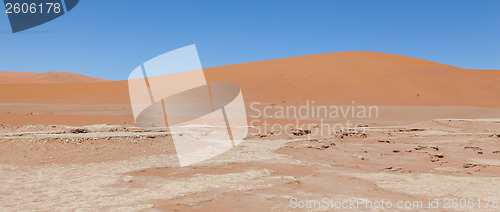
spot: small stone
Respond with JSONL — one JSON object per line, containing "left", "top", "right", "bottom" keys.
{"left": 464, "top": 163, "right": 478, "bottom": 168}
{"left": 432, "top": 153, "right": 445, "bottom": 158}
{"left": 427, "top": 145, "right": 439, "bottom": 151}
{"left": 414, "top": 145, "right": 426, "bottom": 150}
{"left": 464, "top": 146, "right": 482, "bottom": 151}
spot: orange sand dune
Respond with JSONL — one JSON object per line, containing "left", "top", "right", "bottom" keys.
{"left": 0, "top": 51, "right": 499, "bottom": 126}
{"left": 2, "top": 51, "right": 498, "bottom": 106}
{"left": 0, "top": 81, "right": 127, "bottom": 104}
{"left": 460, "top": 69, "right": 500, "bottom": 80}
{"left": 0, "top": 71, "right": 110, "bottom": 84}
{"left": 205, "top": 51, "right": 500, "bottom": 107}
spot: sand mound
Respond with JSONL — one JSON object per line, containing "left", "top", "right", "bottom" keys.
{"left": 1, "top": 51, "right": 499, "bottom": 107}
{"left": 0, "top": 71, "right": 110, "bottom": 84}
{"left": 0, "top": 51, "right": 499, "bottom": 126}
{"left": 205, "top": 51, "right": 500, "bottom": 107}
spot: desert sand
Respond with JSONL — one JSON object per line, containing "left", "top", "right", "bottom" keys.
{"left": 1, "top": 51, "right": 499, "bottom": 211}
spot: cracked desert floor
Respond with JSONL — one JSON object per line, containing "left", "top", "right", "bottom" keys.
{"left": 1, "top": 119, "right": 500, "bottom": 211}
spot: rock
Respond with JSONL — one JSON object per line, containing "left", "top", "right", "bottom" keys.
{"left": 291, "top": 128, "right": 310, "bottom": 136}
{"left": 383, "top": 167, "right": 403, "bottom": 172}
{"left": 68, "top": 128, "right": 88, "bottom": 134}
{"left": 414, "top": 145, "right": 426, "bottom": 150}
{"left": 399, "top": 128, "right": 425, "bottom": 132}
{"left": 464, "top": 146, "right": 482, "bottom": 151}
{"left": 431, "top": 153, "right": 445, "bottom": 158}
{"left": 338, "top": 130, "right": 367, "bottom": 139}
{"left": 392, "top": 167, "right": 403, "bottom": 172}
{"left": 378, "top": 140, "right": 390, "bottom": 144}
{"left": 493, "top": 151, "right": 500, "bottom": 154}
{"left": 393, "top": 150, "right": 400, "bottom": 153}
{"left": 105, "top": 125, "right": 127, "bottom": 132}
{"left": 427, "top": 145, "right": 439, "bottom": 151}
{"left": 66, "top": 124, "right": 127, "bottom": 134}
{"left": 429, "top": 153, "right": 444, "bottom": 162}
{"left": 463, "top": 163, "right": 478, "bottom": 168}
{"left": 321, "top": 144, "right": 330, "bottom": 149}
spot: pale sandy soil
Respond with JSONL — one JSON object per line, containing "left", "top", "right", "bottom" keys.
{"left": 0, "top": 118, "right": 499, "bottom": 211}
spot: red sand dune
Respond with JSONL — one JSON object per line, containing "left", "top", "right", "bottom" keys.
{"left": 0, "top": 80, "right": 127, "bottom": 105}
{"left": 205, "top": 51, "right": 500, "bottom": 107}
{"left": 0, "top": 51, "right": 499, "bottom": 125}
{"left": 0, "top": 71, "right": 110, "bottom": 84}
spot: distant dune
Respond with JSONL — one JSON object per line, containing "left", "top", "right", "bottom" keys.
{"left": 0, "top": 80, "right": 127, "bottom": 105}
{"left": 0, "top": 71, "right": 110, "bottom": 84}
{"left": 2, "top": 51, "right": 499, "bottom": 106}
{"left": 0, "top": 51, "right": 499, "bottom": 125}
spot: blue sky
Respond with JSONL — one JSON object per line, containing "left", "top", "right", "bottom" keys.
{"left": 0, "top": 0, "right": 499, "bottom": 80}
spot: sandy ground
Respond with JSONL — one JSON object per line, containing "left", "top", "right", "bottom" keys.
{"left": 0, "top": 118, "right": 499, "bottom": 211}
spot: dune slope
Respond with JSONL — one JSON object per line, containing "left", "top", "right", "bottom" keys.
{"left": 205, "top": 51, "right": 500, "bottom": 107}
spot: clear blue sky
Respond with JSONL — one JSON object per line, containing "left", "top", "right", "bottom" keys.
{"left": 1, "top": 0, "right": 499, "bottom": 80}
